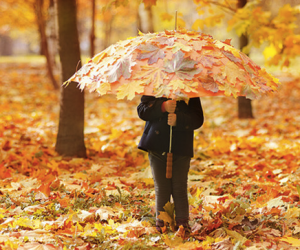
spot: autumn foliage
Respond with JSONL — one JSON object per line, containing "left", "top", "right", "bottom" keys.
{"left": 0, "top": 59, "right": 300, "bottom": 249}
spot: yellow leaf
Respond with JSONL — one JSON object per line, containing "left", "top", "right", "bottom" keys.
{"left": 284, "top": 207, "right": 300, "bottom": 219}
{"left": 94, "top": 222, "right": 104, "bottom": 232}
{"left": 116, "top": 80, "right": 145, "bottom": 100}
{"left": 5, "top": 240, "right": 18, "bottom": 249}
{"left": 169, "top": 79, "right": 198, "bottom": 94}
{"left": 263, "top": 44, "right": 277, "bottom": 60}
{"left": 196, "top": 187, "right": 203, "bottom": 198}
{"left": 141, "top": 178, "right": 154, "bottom": 186}
{"left": 214, "top": 41, "right": 241, "bottom": 58}
{"left": 163, "top": 235, "right": 183, "bottom": 248}
{"left": 76, "top": 221, "right": 84, "bottom": 232}
{"left": 97, "top": 82, "right": 111, "bottom": 95}
{"left": 223, "top": 61, "right": 246, "bottom": 84}
{"left": 133, "top": 65, "right": 165, "bottom": 89}
{"left": 158, "top": 211, "right": 173, "bottom": 224}
{"left": 280, "top": 237, "right": 300, "bottom": 247}
{"left": 74, "top": 172, "right": 88, "bottom": 180}
{"left": 92, "top": 51, "right": 107, "bottom": 63}
{"left": 202, "top": 236, "right": 216, "bottom": 246}
{"left": 170, "top": 42, "right": 192, "bottom": 53}
{"left": 225, "top": 228, "right": 248, "bottom": 244}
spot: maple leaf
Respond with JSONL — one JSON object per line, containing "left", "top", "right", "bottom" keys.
{"left": 170, "top": 42, "right": 193, "bottom": 53}
{"left": 223, "top": 60, "right": 247, "bottom": 84}
{"left": 116, "top": 80, "right": 145, "bottom": 100}
{"left": 221, "top": 49, "right": 242, "bottom": 64}
{"left": 92, "top": 50, "right": 107, "bottom": 63}
{"left": 133, "top": 65, "right": 165, "bottom": 88}
{"left": 163, "top": 235, "right": 183, "bottom": 247}
{"left": 73, "top": 62, "right": 94, "bottom": 79}
{"left": 240, "top": 83, "right": 260, "bottom": 100}
{"left": 191, "top": 40, "right": 209, "bottom": 51}
{"left": 158, "top": 211, "right": 173, "bottom": 225}
{"left": 199, "top": 55, "right": 220, "bottom": 68}
{"left": 37, "top": 182, "right": 51, "bottom": 197}
{"left": 96, "top": 82, "right": 111, "bottom": 96}
{"left": 136, "top": 44, "right": 165, "bottom": 64}
{"left": 107, "top": 55, "right": 136, "bottom": 83}
{"left": 155, "top": 36, "right": 175, "bottom": 46}
{"left": 163, "top": 51, "right": 202, "bottom": 80}
{"left": 168, "top": 79, "right": 198, "bottom": 94}
{"left": 201, "top": 79, "right": 220, "bottom": 93}
{"left": 218, "top": 83, "right": 239, "bottom": 98}
{"left": 214, "top": 40, "right": 241, "bottom": 59}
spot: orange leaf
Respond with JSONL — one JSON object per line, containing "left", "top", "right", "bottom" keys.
{"left": 37, "top": 182, "right": 51, "bottom": 197}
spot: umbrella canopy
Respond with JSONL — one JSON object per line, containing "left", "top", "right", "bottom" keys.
{"left": 67, "top": 29, "right": 279, "bottom": 100}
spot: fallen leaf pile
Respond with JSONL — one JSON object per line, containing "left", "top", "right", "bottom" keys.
{"left": 0, "top": 62, "right": 300, "bottom": 249}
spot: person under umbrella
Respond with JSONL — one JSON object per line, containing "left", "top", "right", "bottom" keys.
{"left": 65, "top": 28, "right": 279, "bottom": 234}
{"left": 137, "top": 95, "right": 204, "bottom": 233}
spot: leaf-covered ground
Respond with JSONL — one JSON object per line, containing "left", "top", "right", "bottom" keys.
{"left": 0, "top": 62, "right": 300, "bottom": 249}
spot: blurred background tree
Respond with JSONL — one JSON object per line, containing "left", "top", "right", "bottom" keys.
{"left": 55, "top": 0, "right": 86, "bottom": 157}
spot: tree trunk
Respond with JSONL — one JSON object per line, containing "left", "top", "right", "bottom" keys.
{"left": 35, "top": 0, "right": 59, "bottom": 90}
{"left": 90, "top": 0, "right": 96, "bottom": 57}
{"left": 48, "top": 0, "right": 58, "bottom": 69}
{"left": 137, "top": 3, "right": 154, "bottom": 33}
{"left": 55, "top": 0, "right": 86, "bottom": 157}
{"left": 237, "top": 0, "right": 253, "bottom": 119}
{"left": 103, "top": 10, "right": 114, "bottom": 49}
{"left": 0, "top": 34, "right": 13, "bottom": 55}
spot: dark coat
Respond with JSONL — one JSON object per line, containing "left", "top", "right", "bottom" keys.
{"left": 137, "top": 95, "right": 204, "bottom": 157}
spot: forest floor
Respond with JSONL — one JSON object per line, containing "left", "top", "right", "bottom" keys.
{"left": 0, "top": 61, "right": 300, "bottom": 249}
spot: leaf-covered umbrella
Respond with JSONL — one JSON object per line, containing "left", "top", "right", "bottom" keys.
{"left": 67, "top": 29, "right": 279, "bottom": 178}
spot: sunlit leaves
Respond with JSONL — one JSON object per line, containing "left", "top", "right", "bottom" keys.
{"left": 1, "top": 62, "right": 300, "bottom": 248}
{"left": 68, "top": 30, "right": 278, "bottom": 100}
{"left": 193, "top": 0, "right": 300, "bottom": 67}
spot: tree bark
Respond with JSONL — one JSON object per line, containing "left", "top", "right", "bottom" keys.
{"left": 55, "top": 0, "right": 86, "bottom": 157}
{"left": 237, "top": 0, "right": 254, "bottom": 119}
{"left": 137, "top": 3, "right": 154, "bottom": 33}
{"left": 48, "top": 0, "right": 58, "bottom": 69}
{"left": 103, "top": 10, "right": 114, "bottom": 49}
{"left": 35, "top": 0, "right": 59, "bottom": 90}
{"left": 90, "top": 0, "right": 96, "bottom": 57}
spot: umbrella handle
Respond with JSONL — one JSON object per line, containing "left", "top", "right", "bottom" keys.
{"left": 166, "top": 125, "right": 173, "bottom": 179}
{"left": 166, "top": 152, "right": 172, "bottom": 179}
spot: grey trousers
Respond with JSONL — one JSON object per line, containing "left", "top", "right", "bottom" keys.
{"left": 148, "top": 151, "right": 191, "bottom": 220}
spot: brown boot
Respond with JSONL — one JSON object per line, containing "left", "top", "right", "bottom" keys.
{"left": 156, "top": 219, "right": 164, "bottom": 233}
{"left": 175, "top": 219, "right": 190, "bottom": 236}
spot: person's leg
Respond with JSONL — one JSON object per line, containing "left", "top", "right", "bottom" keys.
{"left": 148, "top": 151, "right": 172, "bottom": 220}
{"left": 171, "top": 154, "right": 190, "bottom": 227}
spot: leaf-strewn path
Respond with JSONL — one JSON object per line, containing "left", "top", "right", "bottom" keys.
{"left": 0, "top": 62, "right": 300, "bottom": 249}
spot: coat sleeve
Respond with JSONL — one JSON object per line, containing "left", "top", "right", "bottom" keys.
{"left": 175, "top": 97, "right": 204, "bottom": 131}
{"left": 137, "top": 95, "right": 167, "bottom": 121}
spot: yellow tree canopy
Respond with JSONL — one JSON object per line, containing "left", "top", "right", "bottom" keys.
{"left": 191, "top": 0, "right": 300, "bottom": 67}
